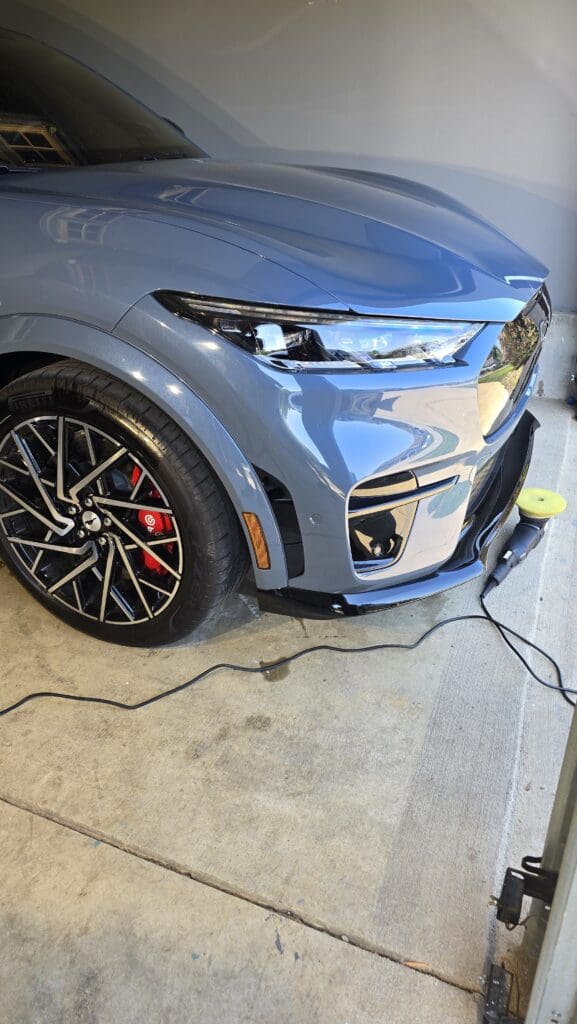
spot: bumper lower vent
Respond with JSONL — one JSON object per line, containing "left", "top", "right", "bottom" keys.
{"left": 348, "top": 470, "right": 456, "bottom": 573}
{"left": 255, "top": 468, "right": 305, "bottom": 578}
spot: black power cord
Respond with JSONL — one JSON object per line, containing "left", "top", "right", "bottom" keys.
{"left": 480, "top": 593, "right": 574, "bottom": 709}
{"left": 0, "top": 590, "right": 573, "bottom": 718}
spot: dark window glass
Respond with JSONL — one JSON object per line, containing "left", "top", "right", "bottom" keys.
{"left": 0, "top": 29, "right": 204, "bottom": 168}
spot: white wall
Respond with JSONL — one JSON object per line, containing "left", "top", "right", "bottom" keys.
{"left": 4, "top": 0, "right": 577, "bottom": 309}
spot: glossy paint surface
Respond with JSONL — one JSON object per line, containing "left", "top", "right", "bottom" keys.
{"left": 0, "top": 154, "right": 548, "bottom": 597}
{"left": 115, "top": 299, "right": 538, "bottom": 594}
{"left": 2, "top": 159, "right": 547, "bottom": 322}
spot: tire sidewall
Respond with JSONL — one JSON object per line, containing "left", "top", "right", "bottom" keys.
{"left": 0, "top": 373, "right": 230, "bottom": 646}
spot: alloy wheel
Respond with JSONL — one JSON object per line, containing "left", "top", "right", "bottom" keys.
{"left": 0, "top": 415, "right": 184, "bottom": 626}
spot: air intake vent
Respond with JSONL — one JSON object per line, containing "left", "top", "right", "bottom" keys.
{"left": 254, "top": 468, "right": 304, "bottom": 578}
{"left": 348, "top": 470, "right": 458, "bottom": 571}
{"left": 349, "top": 471, "right": 416, "bottom": 514}
{"left": 348, "top": 470, "right": 418, "bottom": 568}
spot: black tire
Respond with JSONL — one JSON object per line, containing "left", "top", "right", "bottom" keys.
{"left": 0, "top": 360, "right": 249, "bottom": 646}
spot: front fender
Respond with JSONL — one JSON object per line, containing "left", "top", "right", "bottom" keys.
{"left": 0, "top": 313, "right": 287, "bottom": 589}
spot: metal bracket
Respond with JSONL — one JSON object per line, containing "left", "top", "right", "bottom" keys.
{"left": 496, "top": 856, "right": 558, "bottom": 928}
{"left": 483, "top": 964, "right": 522, "bottom": 1023}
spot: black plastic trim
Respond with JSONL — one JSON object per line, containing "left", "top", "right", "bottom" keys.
{"left": 254, "top": 467, "right": 305, "bottom": 578}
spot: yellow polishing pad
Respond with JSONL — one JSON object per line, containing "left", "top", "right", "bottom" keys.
{"left": 516, "top": 487, "right": 567, "bottom": 519}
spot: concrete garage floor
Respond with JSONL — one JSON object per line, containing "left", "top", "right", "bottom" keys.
{"left": 0, "top": 318, "right": 575, "bottom": 1024}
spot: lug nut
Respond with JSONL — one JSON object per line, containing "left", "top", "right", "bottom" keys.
{"left": 78, "top": 529, "right": 86, "bottom": 539}
{"left": 84, "top": 497, "right": 94, "bottom": 508}
{"left": 68, "top": 506, "right": 77, "bottom": 516}
{"left": 103, "top": 517, "right": 112, "bottom": 528}
{"left": 98, "top": 536, "right": 108, "bottom": 548}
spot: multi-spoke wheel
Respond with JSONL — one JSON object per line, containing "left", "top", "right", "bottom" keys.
{"left": 0, "top": 362, "right": 248, "bottom": 646}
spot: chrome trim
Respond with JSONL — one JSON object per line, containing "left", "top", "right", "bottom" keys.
{"left": 348, "top": 475, "right": 459, "bottom": 519}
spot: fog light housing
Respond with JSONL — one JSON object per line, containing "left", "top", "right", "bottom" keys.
{"left": 349, "top": 504, "right": 417, "bottom": 564}
{"left": 348, "top": 471, "right": 418, "bottom": 569}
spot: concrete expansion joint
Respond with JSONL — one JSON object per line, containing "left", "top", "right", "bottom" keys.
{"left": 0, "top": 790, "right": 482, "bottom": 1002}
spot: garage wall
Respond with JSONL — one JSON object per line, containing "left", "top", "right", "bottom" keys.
{"left": 4, "top": 0, "right": 577, "bottom": 310}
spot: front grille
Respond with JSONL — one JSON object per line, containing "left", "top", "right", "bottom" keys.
{"left": 478, "top": 284, "right": 551, "bottom": 437}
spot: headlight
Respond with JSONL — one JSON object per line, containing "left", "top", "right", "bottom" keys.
{"left": 156, "top": 292, "right": 482, "bottom": 372}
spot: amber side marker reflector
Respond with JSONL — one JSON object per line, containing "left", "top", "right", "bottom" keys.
{"left": 242, "top": 512, "right": 271, "bottom": 570}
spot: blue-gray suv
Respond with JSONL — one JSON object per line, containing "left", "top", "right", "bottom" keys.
{"left": 0, "top": 28, "right": 550, "bottom": 645}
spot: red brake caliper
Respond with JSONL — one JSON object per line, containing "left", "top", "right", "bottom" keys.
{"left": 130, "top": 467, "right": 174, "bottom": 575}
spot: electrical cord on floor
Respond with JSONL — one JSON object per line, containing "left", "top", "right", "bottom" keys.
{"left": 0, "top": 588, "right": 573, "bottom": 718}
{"left": 480, "top": 593, "right": 574, "bottom": 708}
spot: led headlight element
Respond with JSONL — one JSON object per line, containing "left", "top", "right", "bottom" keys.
{"left": 156, "top": 292, "right": 482, "bottom": 371}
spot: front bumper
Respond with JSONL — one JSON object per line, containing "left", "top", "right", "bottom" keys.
{"left": 118, "top": 294, "right": 546, "bottom": 601}
{"left": 256, "top": 409, "right": 537, "bottom": 617}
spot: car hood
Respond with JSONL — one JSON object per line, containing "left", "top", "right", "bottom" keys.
{"left": 15, "top": 159, "right": 548, "bottom": 322}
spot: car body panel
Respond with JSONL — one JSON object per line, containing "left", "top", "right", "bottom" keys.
{"left": 0, "top": 158, "right": 548, "bottom": 597}
{"left": 2, "top": 158, "right": 546, "bottom": 324}
{"left": 0, "top": 188, "right": 345, "bottom": 331}
{"left": 114, "top": 295, "right": 539, "bottom": 594}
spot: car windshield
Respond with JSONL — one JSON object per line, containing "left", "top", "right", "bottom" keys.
{"left": 0, "top": 30, "right": 204, "bottom": 169}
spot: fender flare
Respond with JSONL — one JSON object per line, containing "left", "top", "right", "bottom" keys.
{"left": 0, "top": 313, "right": 288, "bottom": 589}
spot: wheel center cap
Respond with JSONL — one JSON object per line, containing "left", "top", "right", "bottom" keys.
{"left": 82, "top": 509, "right": 102, "bottom": 533}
